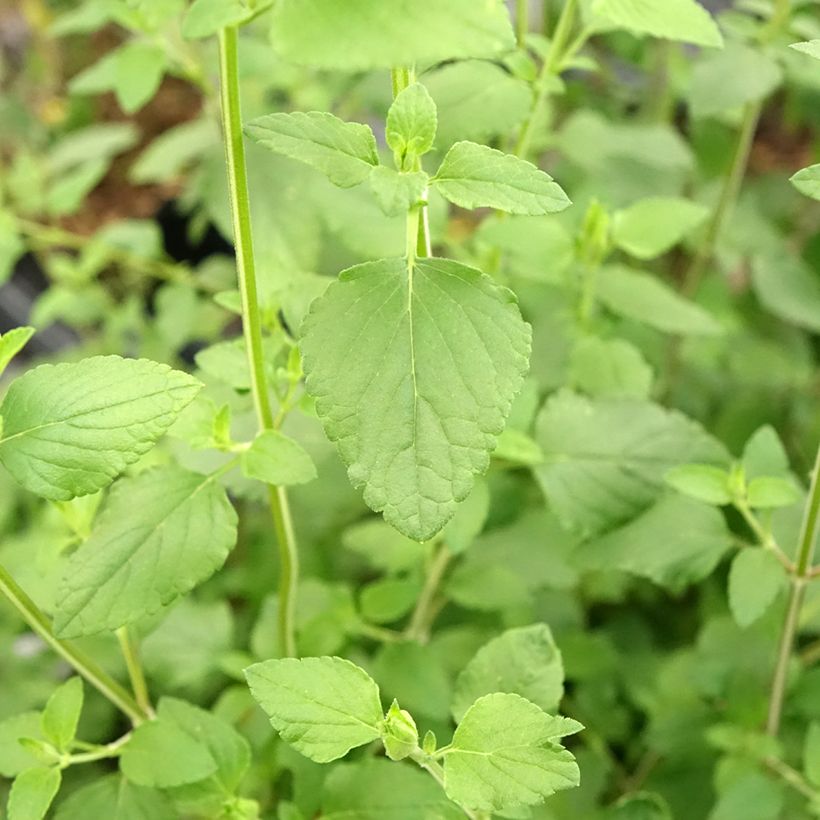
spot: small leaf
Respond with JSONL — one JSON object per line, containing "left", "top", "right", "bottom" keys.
{"left": 569, "top": 336, "right": 652, "bottom": 399}
{"left": 245, "top": 112, "right": 378, "bottom": 188}
{"left": 360, "top": 577, "right": 419, "bottom": 623}
{"left": 433, "top": 141, "right": 570, "bottom": 215}
{"left": 742, "top": 426, "right": 790, "bottom": 481}
{"left": 0, "top": 327, "right": 35, "bottom": 377}
{"left": 0, "top": 713, "right": 42, "bottom": 778}
{"left": 790, "top": 165, "right": 820, "bottom": 201}
{"left": 493, "top": 428, "right": 544, "bottom": 466}
{"left": 0, "top": 356, "right": 201, "bottom": 500}
{"left": 241, "top": 430, "right": 317, "bottom": 486}
{"left": 665, "top": 464, "right": 732, "bottom": 505}
{"left": 591, "top": 0, "right": 722, "bottom": 47}
{"left": 747, "top": 477, "right": 800, "bottom": 509}
{"left": 386, "top": 83, "right": 437, "bottom": 168}
{"left": 805, "top": 723, "right": 820, "bottom": 787}
{"left": 790, "top": 40, "right": 820, "bottom": 61}
{"left": 54, "top": 465, "right": 238, "bottom": 637}
{"left": 244, "top": 657, "right": 384, "bottom": 763}
{"left": 120, "top": 719, "right": 217, "bottom": 788}
{"left": 182, "top": 0, "right": 253, "bottom": 38}
{"left": 728, "top": 549, "right": 786, "bottom": 628}
{"left": 452, "top": 624, "right": 565, "bottom": 722}
{"left": 369, "top": 167, "right": 428, "bottom": 217}
{"left": 8, "top": 767, "right": 61, "bottom": 820}
{"left": 41, "top": 678, "right": 83, "bottom": 752}
{"left": 444, "top": 693, "right": 581, "bottom": 812}
{"left": 612, "top": 197, "right": 709, "bottom": 260}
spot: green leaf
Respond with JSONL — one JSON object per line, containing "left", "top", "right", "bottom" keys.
{"left": 300, "top": 257, "right": 530, "bottom": 542}
{"left": 728, "top": 549, "right": 786, "bottom": 629}
{"left": 534, "top": 391, "right": 728, "bottom": 536}
{"left": 612, "top": 197, "right": 709, "bottom": 260}
{"left": 0, "top": 356, "right": 201, "bottom": 500}
{"left": 244, "top": 657, "right": 384, "bottom": 763}
{"left": 791, "top": 165, "right": 820, "bottom": 201}
{"left": 665, "top": 464, "right": 732, "bottom": 505}
{"left": 591, "top": 0, "right": 722, "bottom": 47}
{"left": 710, "top": 772, "right": 783, "bottom": 820}
{"left": 54, "top": 464, "right": 237, "bottom": 637}
{"left": 41, "top": 678, "right": 83, "bottom": 752}
{"left": 269, "top": 0, "right": 515, "bottom": 71}
{"left": 368, "top": 167, "right": 428, "bottom": 218}
{"left": 452, "top": 625, "right": 565, "bottom": 723}
{"left": 53, "top": 774, "right": 175, "bottom": 820}
{"left": 444, "top": 693, "right": 581, "bottom": 812}
{"left": 751, "top": 253, "right": 820, "bottom": 333}
{"left": 7, "top": 767, "right": 61, "bottom": 820}
{"left": 607, "top": 792, "right": 673, "bottom": 819}
{"left": 493, "top": 428, "right": 544, "bottom": 466}
{"left": 597, "top": 265, "right": 722, "bottom": 336}
{"left": 576, "top": 495, "right": 731, "bottom": 592}
{"left": 569, "top": 337, "right": 652, "bottom": 399}
{"left": 432, "top": 141, "right": 570, "bottom": 215}
{"left": 386, "top": 83, "right": 437, "bottom": 169}
{"left": 0, "top": 713, "right": 42, "bottom": 778}
{"left": 182, "top": 0, "right": 253, "bottom": 38}
{"left": 0, "top": 327, "right": 35, "bottom": 377}
{"left": 0, "top": 211, "right": 24, "bottom": 285}
{"left": 241, "top": 430, "right": 317, "bottom": 486}
{"left": 342, "top": 519, "right": 426, "bottom": 574}
{"left": 743, "top": 426, "right": 790, "bottom": 481}
{"left": 747, "top": 477, "right": 800, "bottom": 509}
{"left": 120, "top": 719, "right": 217, "bottom": 788}
{"left": 442, "top": 478, "right": 490, "bottom": 555}
{"left": 790, "top": 40, "right": 820, "bottom": 61}
{"left": 805, "top": 722, "right": 820, "bottom": 787}
{"left": 360, "top": 578, "right": 419, "bottom": 624}
{"left": 688, "top": 44, "right": 782, "bottom": 119}
{"left": 245, "top": 112, "right": 378, "bottom": 188}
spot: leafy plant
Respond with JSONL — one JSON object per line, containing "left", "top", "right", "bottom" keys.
{"left": 0, "top": 0, "right": 819, "bottom": 818}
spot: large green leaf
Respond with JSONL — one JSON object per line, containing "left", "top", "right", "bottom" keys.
{"left": 245, "top": 112, "right": 378, "bottom": 188}
{"left": 452, "top": 624, "right": 565, "bottom": 722}
{"left": 591, "top": 0, "right": 723, "bottom": 47}
{"left": 53, "top": 465, "right": 237, "bottom": 637}
{"left": 0, "top": 356, "right": 200, "bottom": 500}
{"left": 300, "top": 257, "right": 530, "bottom": 541}
{"left": 432, "top": 142, "right": 570, "bottom": 215}
{"left": 534, "top": 391, "right": 728, "bottom": 536}
{"left": 444, "top": 693, "right": 581, "bottom": 812}
{"left": 53, "top": 775, "right": 175, "bottom": 820}
{"left": 245, "top": 657, "right": 384, "bottom": 763}
{"left": 269, "top": 0, "right": 515, "bottom": 71}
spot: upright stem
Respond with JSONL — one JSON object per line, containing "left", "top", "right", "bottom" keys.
{"left": 514, "top": 0, "right": 578, "bottom": 158}
{"left": 516, "top": 0, "right": 529, "bottom": 47}
{"left": 405, "top": 544, "right": 452, "bottom": 643}
{"left": 116, "top": 627, "right": 153, "bottom": 717}
{"left": 218, "top": 26, "right": 299, "bottom": 658}
{"left": 0, "top": 563, "right": 148, "bottom": 726}
{"left": 767, "top": 444, "right": 820, "bottom": 737}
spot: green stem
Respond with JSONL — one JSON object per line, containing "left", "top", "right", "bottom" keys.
{"left": 683, "top": 101, "right": 761, "bottom": 296}
{"left": 116, "top": 627, "right": 154, "bottom": 717}
{"left": 405, "top": 544, "right": 452, "bottom": 643}
{"left": 218, "top": 25, "right": 300, "bottom": 658}
{"left": 62, "top": 733, "right": 131, "bottom": 767}
{"left": 0, "top": 563, "right": 148, "bottom": 725}
{"left": 409, "top": 750, "right": 482, "bottom": 820}
{"left": 765, "top": 756, "right": 819, "bottom": 800}
{"left": 514, "top": 0, "right": 579, "bottom": 158}
{"left": 766, "top": 444, "right": 820, "bottom": 737}
{"left": 516, "top": 0, "right": 528, "bottom": 47}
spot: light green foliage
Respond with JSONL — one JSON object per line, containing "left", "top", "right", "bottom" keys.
{"left": 607, "top": 792, "right": 673, "bottom": 819}
{"left": 0, "top": 327, "right": 35, "bottom": 377}
{"left": 689, "top": 44, "right": 782, "bottom": 118}
{"left": 444, "top": 693, "right": 581, "bottom": 812}
{"left": 442, "top": 478, "right": 490, "bottom": 554}
{"left": 0, "top": 714, "right": 43, "bottom": 778}
{"left": 381, "top": 700, "right": 418, "bottom": 761}
{"left": 751, "top": 254, "right": 820, "bottom": 334}
{"left": 52, "top": 775, "right": 175, "bottom": 820}
{"left": 241, "top": 430, "right": 317, "bottom": 486}
{"left": 790, "top": 41, "right": 820, "bottom": 61}
{"left": 805, "top": 723, "right": 820, "bottom": 787}
{"left": 368, "top": 168, "right": 429, "bottom": 217}
{"left": 8, "top": 767, "right": 61, "bottom": 820}
{"left": 747, "top": 477, "right": 799, "bottom": 509}
{"left": 728, "top": 549, "right": 786, "bottom": 628}
{"left": 452, "top": 624, "right": 565, "bottom": 722}
{"left": 591, "top": 0, "right": 723, "bottom": 47}
{"left": 0, "top": 211, "right": 24, "bottom": 285}
{"left": 433, "top": 141, "right": 571, "bottom": 215}
{"left": 612, "top": 197, "right": 709, "bottom": 259}
{"left": 743, "top": 426, "right": 790, "bottom": 480}
{"left": 269, "top": 0, "right": 515, "bottom": 70}
{"left": 41, "top": 678, "right": 83, "bottom": 753}
{"left": 665, "top": 464, "right": 732, "bottom": 505}
{"left": 245, "top": 657, "right": 384, "bottom": 762}
{"left": 597, "top": 266, "right": 722, "bottom": 335}
{"left": 569, "top": 337, "right": 652, "bottom": 399}
{"left": 709, "top": 772, "right": 783, "bottom": 820}
{"left": 0, "top": 356, "right": 200, "bottom": 500}
{"left": 182, "top": 0, "right": 254, "bottom": 38}
{"left": 245, "top": 112, "right": 378, "bottom": 188}
{"left": 54, "top": 465, "right": 237, "bottom": 637}
{"left": 300, "top": 257, "right": 530, "bottom": 541}
{"left": 790, "top": 165, "right": 820, "bottom": 201}
{"left": 386, "top": 84, "right": 437, "bottom": 170}
{"left": 535, "top": 391, "right": 728, "bottom": 535}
